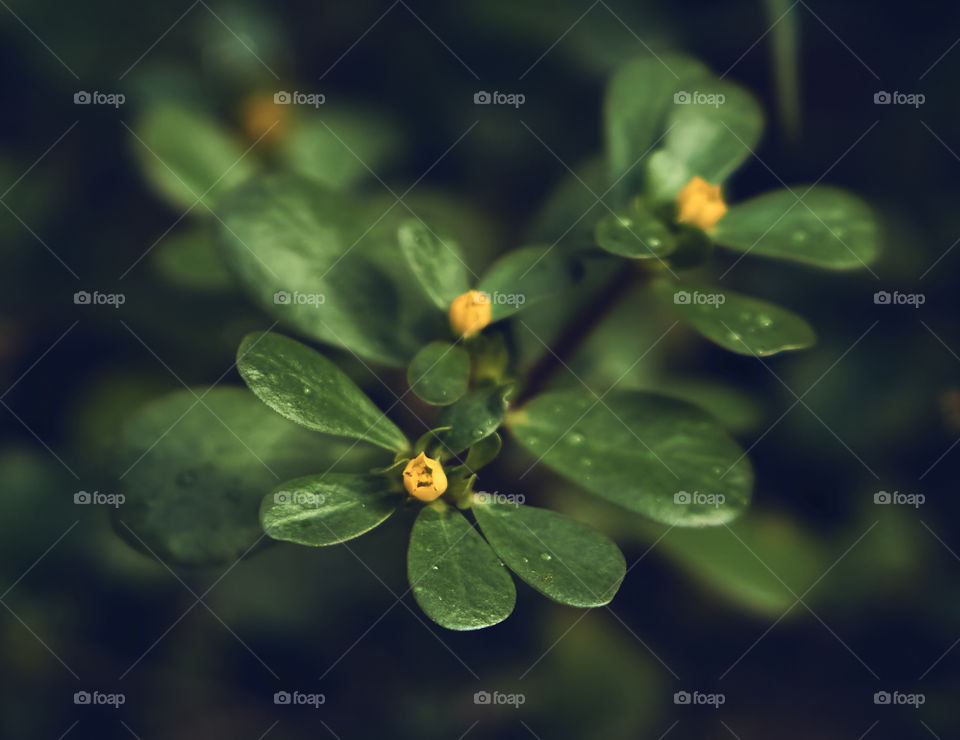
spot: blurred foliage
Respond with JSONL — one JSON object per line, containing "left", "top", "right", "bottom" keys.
{"left": 2, "top": 0, "right": 959, "bottom": 737}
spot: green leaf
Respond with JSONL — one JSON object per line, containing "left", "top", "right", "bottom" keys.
{"left": 604, "top": 55, "right": 712, "bottom": 200}
{"left": 278, "top": 108, "right": 402, "bottom": 191}
{"left": 639, "top": 513, "right": 829, "bottom": 616}
{"left": 407, "top": 341, "right": 470, "bottom": 406}
{"left": 397, "top": 219, "right": 471, "bottom": 310}
{"left": 507, "top": 390, "right": 753, "bottom": 526}
{"left": 218, "top": 173, "right": 442, "bottom": 366}
{"left": 462, "top": 433, "right": 502, "bottom": 472}
{"left": 593, "top": 198, "right": 677, "bottom": 259}
{"left": 237, "top": 332, "right": 408, "bottom": 452}
{"left": 473, "top": 500, "right": 625, "bottom": 607}
{"left": 714, "top": 186, "right": 879, "bottom": 269}
{"left": 407, "top": 502, "right": 516, "bottom": 630}
{"left": 653, "top": 279, "right": 815, "bottom": 356}
{"left": 477, "top": 246, "right": 572, "bottom": 321}
{"left": 653, "top": 379, "right": 763, "bottom": 435}
{"left": 434, "top": 385, "right": 511, "bottom": 458}
{"left": 114, "top": 388, "right": 325, "bottom": 565}
{"left": 132, "top": 103, "right": 257, "bottom": 211}
{"left": 645, "top": 79, "right": 764, "bottom": 202}
{"left": 151, "top": 227, "right": 234, "bottom": 292}
{"left": 260, "top": 474, "right": 398, "bottom": 546}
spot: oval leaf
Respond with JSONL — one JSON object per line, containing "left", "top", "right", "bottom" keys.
{"left": 114, "top": 388, "right": 328, "bottom": 565}
{"left": 645, "top": 79, "right": 764, "bottom": 202}
{"left": 132, "top": 103, "right": 257, "bottom": 211}
{"left": 477, "top": 246, "right": 572, "bottom": 321}
{"left": 653, "top": 280, "right": 815, "bottom": 356}
{"left": 434, "top": 384, "right": 511, "bottom": 459}
{"left": 152, "top": 226, "right": 235, "bottom": 292}
{"left": 398, "top": 219, "right": 471, "bottom": 310}
{"left": 278, "top": 107, "right": 402, "bottom": 191}
{"left": 507, "top": 390, "right": 753, "bottom": 526}
{"left": 260, "top": 474, "right": 398, "bottom": 546}
{"left": 218, "top": 173, "right": 441, "bottom": 366}
{"left": 407, "top": 503, "right": 515, "bottom": 630}
{"left": 640, "top": 513, "right": 828, "bottom": 616}
{"left": 462, "top": 432, "right": 502, "bottom": 472}
{"left": 605, "top": 55, "right": 713, "bottom": 200}
{"left": 594, "top": 199, "right": 677, "bottom": 259}
{"left": 473, "top": 499, "right": 625, "bottom": 607}
{"left": 714, "top": 186, "right": 879, "bottom": 269}
{"left": 407, "top": 341, "right": 470, "bottom": 406}
{"left": 237, "top": 331, "right": 408, "bottom": 452}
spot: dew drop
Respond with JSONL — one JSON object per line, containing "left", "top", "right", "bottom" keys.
{"left": 566, "top": 432, "right": 585, "bottom": 446}
{"left": 580, "top": 457, "right": 594, "bottom": 468}
{"left": 540, "top": 552, "right": 552, "bottom": 562}
{"left": 757, "top": 313, "right": 773, "bottom": 327}
{"left": 471, "top": 428, "right": 485, "bottom": 439}
{"left": 791, "top": 231, "right": 808, "bottom": 243}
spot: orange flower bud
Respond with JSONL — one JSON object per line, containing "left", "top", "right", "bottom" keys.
{"left": 675, "top": 176, "right": 727, "bottom": 231}
{"left": 449, "top": 290, "right": 492, "bottom": 338}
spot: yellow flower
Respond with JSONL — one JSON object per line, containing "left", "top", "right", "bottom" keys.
{"left": 402, "top": 452, "right": 448, "bottom": 501}
{"left": 675, "top": 176, "right": 727, "bottom": 231}
{"left": 449, "top": 290, "right": 492, "bottom": 338}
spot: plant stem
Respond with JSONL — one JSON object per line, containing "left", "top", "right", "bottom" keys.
{"left": 515, "top": 259, "right": 647, "bottom": 405}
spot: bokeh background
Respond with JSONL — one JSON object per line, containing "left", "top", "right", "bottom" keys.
{"left": 1, "top": 1, "right": 958, "bottom": 737}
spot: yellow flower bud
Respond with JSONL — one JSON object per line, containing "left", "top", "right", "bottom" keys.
{"left": 449, "top": 290, "right": 492, "bottom": 338}
{"left": 675, "top": 176, "right": 727, "bottom": 231}
{"left": 402, "top": 452, "right": 448, "bottom": 501}
{"left": 240, "top": 93, "right": 289, "bottom": 144}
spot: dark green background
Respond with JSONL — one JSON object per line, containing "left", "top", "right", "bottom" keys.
{"left": 1, "top": 1, "right": 957, "bottom": 737}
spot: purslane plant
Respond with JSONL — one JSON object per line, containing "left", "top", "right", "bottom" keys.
{"left": 116, "top": 54, "right": 879, "bottom": 629}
